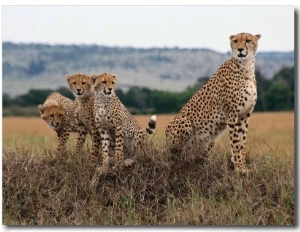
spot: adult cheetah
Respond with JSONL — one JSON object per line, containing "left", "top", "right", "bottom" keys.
{"left": 90, "top": 72, "right": 157, "bottom": 185}
{"left": 165, "top": 32, "right": 261, "bottom": 173}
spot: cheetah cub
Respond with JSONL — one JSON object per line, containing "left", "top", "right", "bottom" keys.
{"left": 90, "top": 72, "right": 156, "bottom": 185}
{"left": 165, "top": 32, "right": 261, "bottom": 174}
{"left": 38, "top": 92, "right": 85, "bottom": 158}
{"left": 66, "top": 73, "right": 99, "bottom": 158}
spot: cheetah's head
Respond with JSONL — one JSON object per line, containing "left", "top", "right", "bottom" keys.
{"left": 38, "top": 103, "right": 65, "bottom": 130}
{"left": 230, "top": 33, "right": 261, "bottom": 60}
{"left": 66, "top": 73, "right": 92, "bottom": 97}
{"left": 91, "top": 73, "right": 117, "bottom": 98}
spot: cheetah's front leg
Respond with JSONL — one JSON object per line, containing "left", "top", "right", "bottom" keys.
{"left": 114, "top": 125, "right": 126, "bottom": 169}
{"left": 90, "top": 129, "right": 111, "bottom": 188}
{"left": 55, "top": 129, "right": 71, "bottom": 159}
{"left": 100, "top": 129, "right": 112, "bottom": 173}
{"left": 91, "top": 128, "right": 101, "bottom": 163}
{"left": 227, "top": 113, "right": 249, "bottom": 174}
{"left": 75, "top": 124, "right": 88, "bottom": 152}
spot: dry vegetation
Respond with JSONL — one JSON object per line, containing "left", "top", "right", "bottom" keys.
{"left": 2, "top": 112, "right": 294, "bottom": 225}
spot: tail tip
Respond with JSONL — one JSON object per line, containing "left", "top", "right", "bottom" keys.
{"left": 151, "top": 115, "right": 157, "bottom": 121}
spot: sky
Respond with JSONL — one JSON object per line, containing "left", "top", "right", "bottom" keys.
{"left": 1, "top": 3, "right": 295, "bottom": 53}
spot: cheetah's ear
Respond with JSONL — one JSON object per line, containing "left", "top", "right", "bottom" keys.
{"left": 90, "top": 74, "right": 97, "bottom": 84}
{"left": 112, "top": 74, "right": 117, "bottom": 86}
{"left": 255, "top": 34, "right": 261, "bottom": 40}
{"left": 229, "top": 35, "right": 235, "bottom": 40}
{"left": 65, "top": 74, "right": 73, "bottom": 82}
{"left": 38, "top": 104, "right": 44, "bottom": 114}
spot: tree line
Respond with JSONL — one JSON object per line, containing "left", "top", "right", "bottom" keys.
{"left": 2, "top": 66, "right": 294, "bottom": 117}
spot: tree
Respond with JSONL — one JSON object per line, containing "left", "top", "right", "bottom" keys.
{"left": 273, "top": 66, "right": 294, "bottom": 91}
{"left": 121, "top": 87, "right": 151, "bottom": 111}
{"left": 13, "top": 89, "right": 53, "bottom": 106}
{"left": 272, "top": 66, "right": 294, "bottom": 108}
{"left": 193, "top": 76, "right": 210, "bottom": 89}
{"left": 265, "top": 81, "right": 293, "bottom": 111}
{"left": 151, "top": 91, "right": 178, "bottom": 113}
{"left": 255, "top": 69, "right": 271, "bottom": 111}
{"left": 56, "top": 87, "right": 75, "bottom": 100}
{"left": 2, "top": 94, "right": 12, "bottom": 107}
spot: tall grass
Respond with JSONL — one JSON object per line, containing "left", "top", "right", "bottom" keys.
{"left": 2, "top": 112, "right": 294, "bottom": 225}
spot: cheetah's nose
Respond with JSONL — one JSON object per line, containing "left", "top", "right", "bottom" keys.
{"left": 237, "top": 48, "right": 244, "bottom": 52}
{"left": 52, "top": 123, "right": 59, "bottom": 128}
{"left": 108, "top": 88, "right": 112, "bottom": 91}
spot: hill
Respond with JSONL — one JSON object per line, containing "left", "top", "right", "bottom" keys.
{"left": 2, "top": 42, "right": 294, "bottom": 97}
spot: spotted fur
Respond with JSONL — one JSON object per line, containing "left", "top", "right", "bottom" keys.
{"left": 165, "top": 32, "right": 261, "bottom": 173}
{"left": 90, "top": 72, "right": 157, "bottom": 185}
{"left": 38, "top": 92, "right": 86, "bottom": 157}
{"left": 66, "top": 73, "right": 99, "bottom": 158}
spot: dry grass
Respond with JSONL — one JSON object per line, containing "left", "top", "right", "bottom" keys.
{"left": 2, "top": 112, "right": 295, "bottom": 225}
{"left": 3, "top": 112, "right": 294, "bottom": 152}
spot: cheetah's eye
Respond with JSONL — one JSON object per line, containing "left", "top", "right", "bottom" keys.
{"left": 72, "top": 82, "right": 76, "bottom": 85}
{"left": 112, "top": 82, "right": 115, "bottom": 85}
{"left": 233, "top": 40, "right": 238, "bottom": 43}
{"left": 102, "top": 81, "right": 107, "bottom": 84}
{"left": 50, "top": 114, "right": 54, "bottom": 118}
{"left": 246, "top": 39, "right": 251, "bottom": 43}
{"left": 82, "top": 82, "right": 86, "bottom": 85}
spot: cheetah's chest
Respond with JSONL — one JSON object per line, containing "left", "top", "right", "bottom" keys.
{"left": 241, "top": 79, "right": 257, "bottom": 114}
{"left": 96, "top": 105, "right": 107, "bottom": 117}
{"left": 79, "top": 107, "right": 90, "bottom": 122}
{"left": 95, "top": 103, "right": 114, "bottom": 128}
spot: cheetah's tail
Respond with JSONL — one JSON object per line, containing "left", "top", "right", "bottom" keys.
{"left": 146, "top": 115, "right": 157, "bottom": 135}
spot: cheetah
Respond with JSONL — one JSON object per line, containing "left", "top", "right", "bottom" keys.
{"left": 66, "top": 73, "right": 99, "bottom": 158}
{"left": 38, "top": 92, "right": 87, "bottom": 157}
{"left": 165, "top": 32, "right": 261, "bottom": 174}
{"left": 90, "top": 72, "right": 157, "bottom": 185}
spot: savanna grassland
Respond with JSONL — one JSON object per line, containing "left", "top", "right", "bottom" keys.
{"left": 2, "top": 112, "right": 295, "bottom": 225}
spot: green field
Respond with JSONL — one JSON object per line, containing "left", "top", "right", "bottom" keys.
{"left": 2, "top": 112, "right": 294, "bottom": 225}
